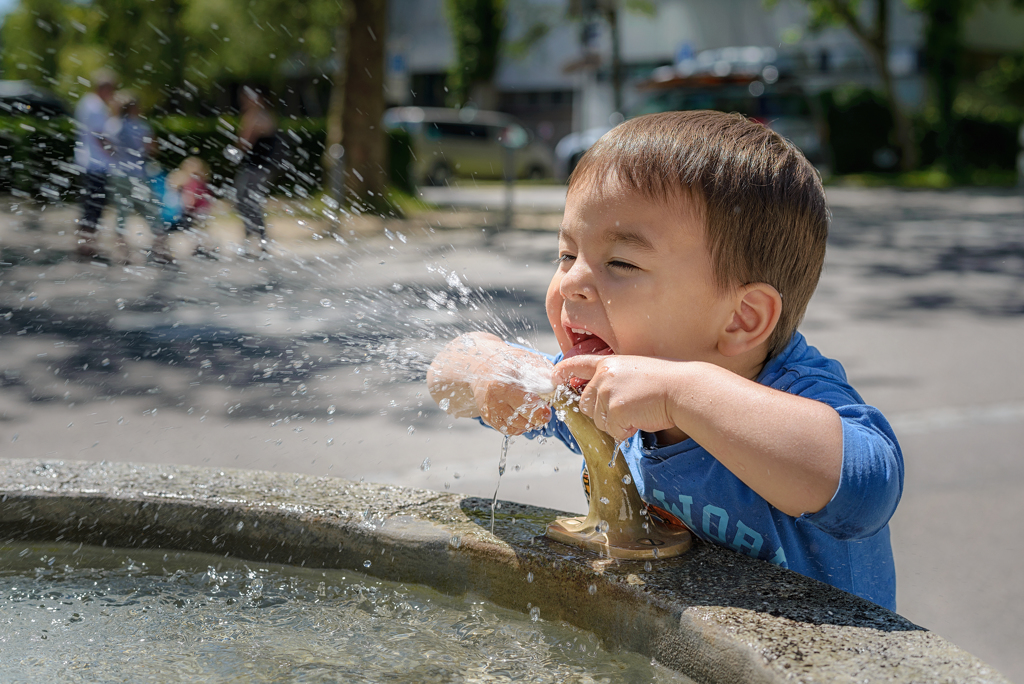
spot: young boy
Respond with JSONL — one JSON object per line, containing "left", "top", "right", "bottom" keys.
{"left": 427, "top": 111, "right": 903, "bottom": 611}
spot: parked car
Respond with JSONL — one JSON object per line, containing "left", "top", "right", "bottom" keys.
{"left": 0, "top": 80, "right": 68, "bottom": 118}
{"left": 384, "top": 106, "right": 555, "bottom": 186}
{"left": 554, "top": 47, "right": 825, "bottom": 180}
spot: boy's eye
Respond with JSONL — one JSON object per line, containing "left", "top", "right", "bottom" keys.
{"left": 554, "top": 254, "right": 576, "bottom": 264}
{"left": 608, "top": 260, "right": 639, "bottom": 271}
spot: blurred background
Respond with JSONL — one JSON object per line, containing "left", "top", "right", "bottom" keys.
{"left": 1, "top": 0, "right": 1024, "bottom": 681}
{"left": 1, "top": 0, "right": 1023, "bottom": 194}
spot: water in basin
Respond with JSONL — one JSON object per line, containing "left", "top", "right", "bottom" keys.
{"left": 0, "top": 542, "right": 692, "bottom": 683}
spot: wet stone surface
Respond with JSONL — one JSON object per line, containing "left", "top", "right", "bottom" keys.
{"left": 0, "top": 458, "right": 1008, "bottom": 684}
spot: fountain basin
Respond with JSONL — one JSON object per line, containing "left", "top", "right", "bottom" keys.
{"left": 0, "top": 458, "right": 1007, "bottom": 683}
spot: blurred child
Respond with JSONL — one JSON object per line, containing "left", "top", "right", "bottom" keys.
{"left": 150, "top": 157, "right": 212, "bottom": 263}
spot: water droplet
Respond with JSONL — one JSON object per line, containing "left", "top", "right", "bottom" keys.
{"left": 652, "top": 547, "right": 660, "bottom": 559}
{"left": 588, "top": 584, "right": 597, "bottom": 595}
{"left": 595, "top": 520, "right": 609, "bottom": 534}
{"left": 235, "top": 521, "right": 244, "bottom": 531}
{"left": 317, "top": 581, "right": 326, "bottom": 597}
{"left": 327, "top": 404, "right": 336, "bottom": 415}
{"left": 320, "top": 298, "right": 332, "bottom": 308}
{"left": 296, "top": 383, "right": 307, "bottom": 394}
{"left": 363, "top": 560, "right": 372, "bottom": 568}
{"left": 449, "top": 536, "right": 461, "bottom": 549}
{"left": 10, "top": 434, "right": 17, "bottom": 442}
{"left": 419, "top": 458, "right": 430, "bottom": 471}
{"left": 326, "top": 438, "right": 334, "bottom": 446}
{"left": 526, "top": 572, "right": 533, "bottom": 583}
{"left": 438, "top": 398, "right": 450, "bottom": 411}
{"left": 599, "top": 497, "right": 609, "bottom": 505}
{"left": 407, "top": 425, "right": 415, "bottom": 435}
{"left": 622, "top": 474, "right": 632, "bottom": 485}
{"left": 115, "top": 298, "right": 125, "bottom": 310}
{"left": 529, "top": 606, "right": 541, "bottom": 622}
{"left": 553, "top": 466, "right": 559, "bottom": 473}
{"left": 644, "top": 561, "right": 652, "bottom": 572}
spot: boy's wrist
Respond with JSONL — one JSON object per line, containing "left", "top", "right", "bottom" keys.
{"left": 664, "top": 360, "right": 722, "bottom": 431}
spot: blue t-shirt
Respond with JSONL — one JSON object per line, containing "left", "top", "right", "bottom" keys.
{"left": 525, "top": 332, "right": 903, "bottom": 610}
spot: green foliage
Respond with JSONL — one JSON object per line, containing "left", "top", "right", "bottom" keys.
{"left": 387, "top": 128, "right": 415, "bottom": 195}
{"left": 180, "top": 0, "right": 342, "bottom": 89}
{"left": 974, "top": 53, "right": 1024, "bottom": 113}
{"left": 764, "top": 0, "right": 865, "bottom": 33}
{"left": 821, "top": 87, "right": 896, "bottom": 174}
{"left": 822, "top": 84, "right": 1022, "bottom": 178}
{"left": 0, "top": 116, "right": 76, "bottom": 201}
{"left": 0, "top": 0, "right": 67, "bottom": 86}
{"left": 444, "top": 0, "right": 506, "bottom": 106}
{"left": 0, "top": 0, "right": 344, "bottom": 111}
{"left": 0, "top": 0, "right": 103, "bottom": 90}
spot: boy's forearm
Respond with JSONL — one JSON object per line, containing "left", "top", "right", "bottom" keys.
{"left": 669, "top": 362, "right": 843, "bottom": 518}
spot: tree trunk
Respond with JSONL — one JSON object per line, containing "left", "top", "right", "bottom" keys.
{"left": 923, "top": 0, "right": 965, "bottom": 174}
{"left": 867, "top": 43, "right": 918, "bottom": 171}
{"left": 324, "top": 19, "right": 351, "bottom": 194}
{"left": 342, "top": 0, "right": 389, "bottom": 205}
{"left": 838, "top": 0, "right": 918, "bottom": 171}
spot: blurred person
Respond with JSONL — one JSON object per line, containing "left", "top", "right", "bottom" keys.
{"left": 73, "top": 69, "right": 118, "bottom": 259}
{"left": 151, "top": 157, "right": 212, "bottom": 263}
{"left": 234, "top": 86, "right": 279, "bottom": 254}
{"left": 105, "top": 90, "right": 162, "bottom": 262}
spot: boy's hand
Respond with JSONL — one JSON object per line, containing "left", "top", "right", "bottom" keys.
{"left": 553, "top": 354, "right": 680, "bottom": 442}
{"left": 428, "top": 333, "right": 554, "bottom": 435}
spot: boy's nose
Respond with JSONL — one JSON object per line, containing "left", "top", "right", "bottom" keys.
{"left": 559, "top": 260, "right": 596, "bottom": 300}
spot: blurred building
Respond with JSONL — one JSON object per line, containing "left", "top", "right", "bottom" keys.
{"left": 388, "top": 0, "right": 1024, "bottom": 144}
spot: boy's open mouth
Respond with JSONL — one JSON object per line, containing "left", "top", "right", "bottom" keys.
{"left": 564, "top": 328, "right": 614, "bottom": 359}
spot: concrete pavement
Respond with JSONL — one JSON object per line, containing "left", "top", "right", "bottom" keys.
{"left": 1, "top": 184, "right": 1023, "bottom": 681}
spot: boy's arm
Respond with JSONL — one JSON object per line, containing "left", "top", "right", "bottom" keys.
{"left": 427, "top": 332, "right": 553, "bottom": 435}
{"left": 554, "top": 354, "right": 842, "bottom": 518}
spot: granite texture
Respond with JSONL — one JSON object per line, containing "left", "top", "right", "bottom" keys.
{"left": 0, "top": 458, "right": 1008, "bottom": 684}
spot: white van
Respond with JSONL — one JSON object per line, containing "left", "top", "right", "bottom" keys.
{"left": 384, "top": 106, "right": 555, "bottom": 186}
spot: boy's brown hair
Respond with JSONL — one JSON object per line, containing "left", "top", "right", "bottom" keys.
{"left": 567, "top": 110, "right": 828, "bottom": 359}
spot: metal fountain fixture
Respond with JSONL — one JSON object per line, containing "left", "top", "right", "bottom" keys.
{"left": 544, "top": 385, "right": 692, "bottom": 560}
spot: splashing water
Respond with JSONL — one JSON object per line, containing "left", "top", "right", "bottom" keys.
{"left": 608, "top": 441, "right": 624, "bottom": 469}
{"left": 0, "top": 542, "right": 690, "bottom": 683}
{"left": 491, "top": 434, "right": 511, "bottom": 534}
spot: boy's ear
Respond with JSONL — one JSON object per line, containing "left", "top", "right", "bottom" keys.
{"left": 719, "top": 283, "right": 782, "bottom": 357}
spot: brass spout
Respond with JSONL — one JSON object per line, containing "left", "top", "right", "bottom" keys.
{"left": 545, "top": 386, "right": 692, "bottom": 560}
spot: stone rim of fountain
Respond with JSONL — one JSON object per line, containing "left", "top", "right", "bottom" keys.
{"left": 0, "top": 458, "right": 1007, "bottom": 684}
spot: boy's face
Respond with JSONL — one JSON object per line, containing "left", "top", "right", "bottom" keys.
{"left": 546, "top": 176, "right": 736, "bottom": 364}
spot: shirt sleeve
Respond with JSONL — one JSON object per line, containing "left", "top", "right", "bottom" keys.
{"left": 801, "top": 404, "right": 904, "bottom": 540}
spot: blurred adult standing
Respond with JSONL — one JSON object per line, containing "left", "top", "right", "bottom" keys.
{"left": 105, "top": 90, "right": 162, "bottom": 262}
{"left": 74, "top": 69, "right": 118, "bottom": 259}
{"left": 234, "top": 86, "right": 279, "bottom": 253}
